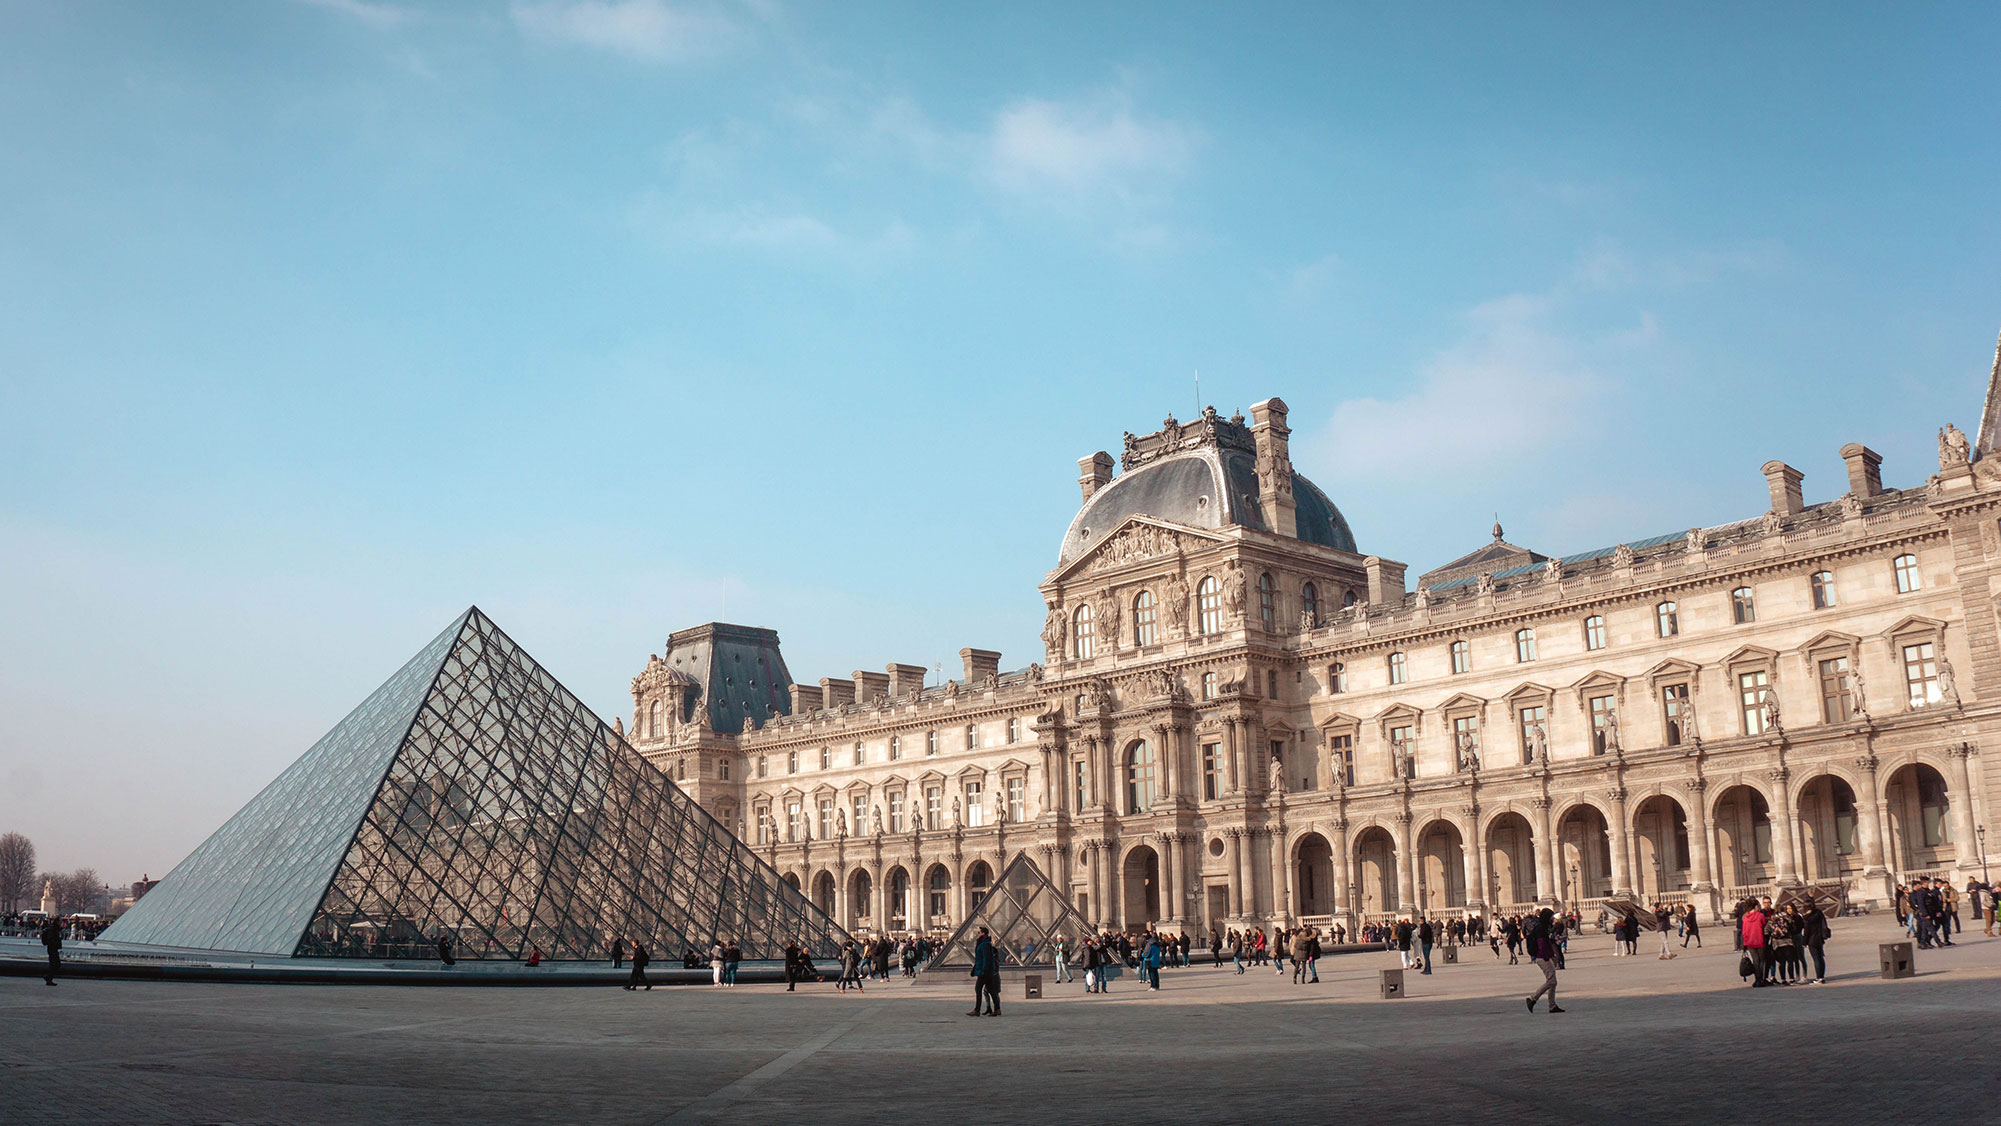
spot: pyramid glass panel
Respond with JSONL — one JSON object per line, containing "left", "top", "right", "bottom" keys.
{"left": 104, "top": 608, "right": 846, "bottom": 962}
{"left": 924, "top": 852, "right": 1092, "bottom": 972}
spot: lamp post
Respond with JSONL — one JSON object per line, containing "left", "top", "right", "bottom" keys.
{"left": 1978, "top": 825, "right": 1990, "bottom": 884}
{"left": 1568, "top": 863, "right": 1580, "bottom": 910}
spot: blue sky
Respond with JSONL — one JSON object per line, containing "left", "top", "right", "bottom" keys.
{"left": 3, "top": 0, "right": 1997, "bottom": 880}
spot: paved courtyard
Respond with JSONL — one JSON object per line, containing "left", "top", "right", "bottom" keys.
{"left": 4, "top": 915, "right": 1997, "bottom": 1124}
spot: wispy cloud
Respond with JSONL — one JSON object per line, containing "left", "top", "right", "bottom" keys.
{"left": 985, "top": 92, "right": 1196, "bottom": 204}
{"left": 511, "top": 0, "right": 746, "bottom": 63}
{"left": 296, "top": 0, "right": 411, "bottom": 29}
{"left": 1311, "top": 291, "right": 1609, "bottom": 481}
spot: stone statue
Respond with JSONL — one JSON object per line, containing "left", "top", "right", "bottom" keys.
{"left": 1026, "top": 662, "right": 1044, "bottom": 682}
{"left": 945, "top": 679, "right": 959, "bottom": 698}
{"left": 994, "top": 789, "right": 1007, "bottom": 825}
{"left": 1222, "top": 562, "right": 1248, "bottom": 621}
{"left": 836, "top": 809, "right": 848, "bottom": 839}
{"left": 1299, "top": 607, "right": 1317, "bottom": 631}
{"left": 1759, "top": 690, "right": 1781, "bottom": 731}
{"left": 1679, "top": 692, "right": 1700, "bottom": 740}
{"left": 741, "top": 715, "right": 756, "bottom": 734}
{"left": 1761, "top": 509, "right": 1785, "bottom": 536}
{"left": 1541, "top": 559, "right": 1561, "bottom": 585}
{"left": 1094, "top": 590, "right": 1122, "bottom": 648}
{"left": 612, "top": 716, "right": 624, "bottom": 737}
{"left": 1456, "top": 731, "right": 1480, "bottom": 772}
{"left": 684, "top": 693, "right": 707, "bottom": 736}
{"left": 1164, "top": 575, "right": 1191, "bottom": 634}
{"left": 1685, "top": 527, "right": 1704, "bottom": 553}
{"left": 1529, "top": 720, "right": 1549, "bottom": 763}
{"left": 1476, "top": 572, "right": 1495, "bottom": 597}
{"left": 1269, "top": 751, "right": 1285, "bottom": 792}
{"left": 952, "top": 795, "right": 962, "bottom": 828}
{"left": 1849, "top": 669, "right": 1869, "bottom": 720}
{"left": 1601, "top": 707, "right": 1622, "bottom": 752}
{"left": 1941, "top": 423, "right": 1971, "bottom": 469}
{"left": 871, "top": 805, "right": 883, "bottom": 836}
{"left": 1613, "top": 544, "right": 1636, "bottom": 569}
{"left": 1414, "top": 586, "right": 1432, "bottom": 610}
{"left": 1397, "top": 748, "right": 1416, "bottom": 781}
{"left": 1837, "top": 493, "right": 1863, "bottom": 519}
{"left": 1938, "top": 657, "right": 1960, "bottom": 705}
{"left": 1041, "top": 603, "right": 1067, "bottom": 659}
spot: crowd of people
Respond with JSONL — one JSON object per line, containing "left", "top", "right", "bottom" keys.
{"left": 0, "top": 911, "right": 110, "bottom": 942}
{"left": 1731, "top": 895, "right": 1832, "bottom": 986}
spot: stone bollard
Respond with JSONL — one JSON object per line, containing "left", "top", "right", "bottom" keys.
{"left": 1379, "top": 968, "right": 1404, "bottom": 998}
{"left": 1878, "top": 942, "right": 1915, "bottom": 980}
{"left": 1442, "top": 944, "right": 1459, "bottom": 964}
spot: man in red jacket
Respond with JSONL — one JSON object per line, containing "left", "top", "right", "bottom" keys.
{"left": 1741, "top": 897, "right": 1770, "bottom": 987}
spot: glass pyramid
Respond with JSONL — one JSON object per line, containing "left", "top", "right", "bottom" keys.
{"left": 923, "top": 851, "right": 1092, "bottom": 972}
{"left": 105, "top": 607, "right": 847, "bottom": 962}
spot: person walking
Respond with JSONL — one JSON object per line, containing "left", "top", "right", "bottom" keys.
{"left": 1523, "top": 908, "right": 1564, "bottom": 1013}
{"left": 1142, "top": 933, "right": 1164, "bottom": 991}
{"left": 40, "top": 915, "right": 61, "bottom": 986}
{"left": 624, "top": 943, "right": 652, "bottom": 991}
{"left": 1230, "top": 929, "right": 1246, "bottom": 974}
{"left": 1083, "top": 935, "right": 1106, "bottom": 993}
{"left": 1417, "top": 918, "right": 1435, "bottom": 975}
{"left": 784, "top": 941, "right": 802, "bottom": 992}
{"left": 709, "top": 938, "right": 725, "bottom": 986}
{"left": 1681, "top": 907, "right": 1702, "bottom": 949}
{"left": 437, "top": 932, "right": 455, "bottom": 967}
{"left": 838, "top": 940, "right": 864, "bottom": 992}
{"left": 968, "top": 927, "right": 1001, "bottom": 1016}
{"left": 1210, "top": 929, "right": 1223, "bottom": 967}
{"left": 610, "top": 937, "right": 624, "bottom": 969}
{"left": 1053, "top": 935, "right": 1073, "bottom": 983}
{"left": 1304, "top": 929, "right": 1322, "bottom": 983}
{"left": 1655, "top": 904, "right": 1676, "bottom": 960}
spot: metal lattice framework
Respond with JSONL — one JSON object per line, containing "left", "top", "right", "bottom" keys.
{"left": 105, "top": 608, "right": 847, "bottom": 962}
{"left": 923, "top": 851, "right": 1091, "bottom": 972}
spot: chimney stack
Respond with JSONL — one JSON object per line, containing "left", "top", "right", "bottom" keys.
{"left": 886, "top": 662, "right": 928, "bottom": 697}
{"left": 1078, "top": 452, "right": 1114, "bottom": 502}
{"left": 1762, "top": 460, "right": 1805, "bottom": 516}
{"left": 852, "top": 669, "right": 890, "bottom": 703}
{"left": 960, "top": 647, "right": 1002, "bottom": 683}
{"left": 1364, "top": 556, "right": 1406, "bottom": 605}
{"left": 790, "top": 684, "right": 824, "bottom": 713}
{"left": 1248, "top": 399, "right": 1297, "bottom": 539}
{"left": 819, "top": 677, "right": 856, "bottom": 708}
{"left": 1839, "top": 443, "right": 1883, "bottom": 499}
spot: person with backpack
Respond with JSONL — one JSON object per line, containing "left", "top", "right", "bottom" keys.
{"left": 624, "top": 943, "right": 651, "bottom": 991}
{"left": 1522, "top": 907, "right": 1565, "bottom": 1013}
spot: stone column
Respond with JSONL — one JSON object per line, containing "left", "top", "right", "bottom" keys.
{"left": 1225, "top": 720, "right": 1242, "bottom": 794}
{"left": 834, "top": 865, "right": 848, "bottom": 930}
{"left": 1532, "top": 797, "right": 1555, "bottom": 903}
{"left": 1156, "top": 723, "right": 1178, "bottom": 803}
{"left": 1227, "top": 829, "right": 1246, "bottom": 917}
{"left": 1610, "top": 788, "right": 1635, "bottom": 896}
{"left": 1951, "top": 745, "right": 1980, "bottom": 875}
{"left": 1086, "top": 842, "right": 1105, "bottom": 930}
{"left": 1464, "top": 815, "right": 1487, "bottom": 912}
{"left": 1684, "top": 780, "right": 1713, "bottom": 891}
{"left": 1180, "top": 833, "right": 1201, "bottom": 926}
{"left": 1327, "top": 823, "right": 1348, "bottom": 922}
{"left": 1855, "top": 755, "right": 1889, "bottom": 895}
{"left": 1270, "top": 827, "right": 1291, "bottom": 923}
{"left": 1769, "top": 767, "right": 1800, "bottom": 884}
{"left": 1394, "top": 812, "right": 1416, "bottom": 913}
{"left": 1156, "top": 831, "right": 1177, "bottom": 925}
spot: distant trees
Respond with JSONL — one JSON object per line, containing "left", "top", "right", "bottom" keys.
{"left": 0, "top": 833, "right": 35, "bottom": 914}
{"left": 47, "top": 869, "right": 105, "bottom": 914}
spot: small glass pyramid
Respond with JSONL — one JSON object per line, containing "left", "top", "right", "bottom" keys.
{"left": 105, "top": 608, "right": 847, "bottom": 961}
{"left": 923, "top": 851, "right": 1092, "bottom": 971}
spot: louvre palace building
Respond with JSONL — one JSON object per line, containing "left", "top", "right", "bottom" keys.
{"left": 623, "top": 358, "right": 2001, "bottom": 938}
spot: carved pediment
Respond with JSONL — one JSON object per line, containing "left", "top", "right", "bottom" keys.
{"left": 1055, "top": 517, "right": 1224, "bottom": 582}
{"left": 1801, "top": 630, "right": 1862, "bottom": 654}
{"left": 1882, "top": 614, "right": 1947, "bottom": 640}
{"left": 1437, "top": 692, "right": 1487, "bottom": 713}
{"left": 1720, "top": 644, "right": 1780, "bottom": 668}
{"left": 1504, "top": 681, "right": 1556, "bottom": 702}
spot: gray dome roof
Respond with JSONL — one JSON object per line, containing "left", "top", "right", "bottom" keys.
{"left": 1059, "top": 448, "right": 1357, "bottom": 564}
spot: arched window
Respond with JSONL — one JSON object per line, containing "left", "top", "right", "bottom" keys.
{"left": 647, "top": 700, "right": 662, "bottom": 737}
{"left": 1072, "top": 603, "right": 1094, "bottom": 659}
{"left": 1328, "top": 662, "right": 1346, "bottom": 694}
{"left": 1343, "top": 589, "right": 1357, "bottom": 608}
{"left": 1258, "top": 572, "right": 1277, "bottom": 631}
{"left": 1300, "top": 582, "right": 1319, "bottom": 627}
{"left": 927, "top": 867, "right": 950, "bottom": 920}
{"left": 1126, "top": 741, "right": 1157, "bottom": 814}
{"left": 1732, "top": 587, "right": 1757, "bottom": 624}
{"left": 1133, "top": 589, "right": 1157, "bottom": 647}
{"left": 1894, "top": 554, "right": 1921, "bottom": 593}
{"left": 1584, "top": 615, "right": 1607, "bottom": 651}
{"left": 1197, "top": 576, "right": 1222, "bottom": 635}
{"left": 1450, "top": 639, "right": 1471, "bottom": 674}
{"left": 1811, "top": 571, "right": 1837, "bottom": 609}
{"left": 1515, "top": 628, "right": 1538, "bottom": 663}
{"left": 1388, "top": 651, "right": 1408, "bottom": 685}
{"left": 1657, "top": 601, "right": 1679, "bottom": 638}
{"left": 889, "top": 869, "right": 909, "bottom": 923}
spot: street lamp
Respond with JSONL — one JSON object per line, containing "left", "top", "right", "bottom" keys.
{"left": 1978, "top": 825, "right": 1990, "bottom": 884}
{"left": 1568, "top": 863, "right": 1580, "bottom": 908}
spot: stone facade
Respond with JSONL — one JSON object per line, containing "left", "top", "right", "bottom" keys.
{"left": 628, "top": 373, "right": 2001, "bottom": 934}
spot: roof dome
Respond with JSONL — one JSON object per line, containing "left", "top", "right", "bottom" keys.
{"left": 1058, "top": 445, "right": 1357, "bottom": 564}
